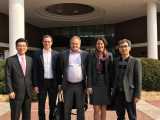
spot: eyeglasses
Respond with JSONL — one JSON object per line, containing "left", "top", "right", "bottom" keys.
{"left": 119, "top": 45, "right": 129, "bottom": 48}
{"left": 43, "top": 41, "right": 52, "bottom": 43}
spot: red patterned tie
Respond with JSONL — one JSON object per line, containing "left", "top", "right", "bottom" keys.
{"left": 20, "top": 56, "right": 26, "bottom": 75}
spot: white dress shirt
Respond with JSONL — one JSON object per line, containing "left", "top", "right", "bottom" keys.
{"left": 67, "top": 51, "right": 83, "bottom": 83}
{"left": 43, "top": 48, "right": 53, "bottom": 79}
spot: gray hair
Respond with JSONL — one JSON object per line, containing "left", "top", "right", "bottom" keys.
{"left": 118, "top": 38, "right": 131, "bottom": 47}
{"left": 70, "top": 35, "right": 81, "bottom": 44}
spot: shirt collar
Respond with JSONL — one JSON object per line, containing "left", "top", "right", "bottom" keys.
{"left": 43, "top": 48, "right": 52, "bottom": 53}
{"left": 70, "top": 49, "right": 81, "bottom": 54}
{"left": 120, "top": 56, "right": 130, "bottom": 62}
{"left": 17, "top": 54, "right": 25, "bottom": 58}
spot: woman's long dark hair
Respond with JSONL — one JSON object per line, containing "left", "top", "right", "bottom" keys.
{"left": 95, "top": 36, "right": 108, "bottom": 58}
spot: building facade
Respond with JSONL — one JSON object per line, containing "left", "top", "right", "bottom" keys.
{"left": 0, "top": 0, "right": 159, "bottom": 59}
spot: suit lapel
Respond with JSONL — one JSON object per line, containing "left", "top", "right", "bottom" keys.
{"left": 92, "top": 54, "right": 97, "bottom": 82}
{"left": 25, "top": 56, "right": 30, "bottom": 76}
{"left": 93, "top": 54, "right": 97, "bottom": 70}
{"left": 126, "top": 56, "right": 133, "bottom": 75}
{"left": 127, "top": 56, "right": 134, "bottom": 85}
{"left": 40, "top": 50, "right": 44, "bottom": 66}
{"left": 51, "top": 49, "right": 55, "bottom": 68}
{"left": 80, "top": 50, "right": 84, "bottom": 65}
{"left": 15, "top": 55, "right": 24, "bottom": 76}
{"left": 65, "top": 50, "right": 69, "bottom": 65}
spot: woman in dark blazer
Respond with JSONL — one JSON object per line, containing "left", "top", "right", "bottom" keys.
{"left": 88, "top": 37, "right": 112, "bottom": 120}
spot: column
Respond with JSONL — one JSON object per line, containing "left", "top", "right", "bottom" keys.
{"left": 9, "top": 0, "right": 25, "bottom": 56}
{"left": 147, "top": 0, "right": 158, "bottom": 59}
{"left": 4, "top": 50, "right": 9, "bottom": 59}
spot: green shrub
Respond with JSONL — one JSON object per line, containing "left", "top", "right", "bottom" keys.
{"left": 0, "top": 59, "right": 38, "bottom": 101}
{"left": 0, "top": 82, "right": 6, "bottom": 94}
{"left": 0, "top": 58, "right": 160, "bottom": 93}
{"left": 0, "top": 60, "right": 5, "bottom": 82}
{"left": 0, "top": 60, "right": 6, "bottom": 94}
{"left": 32, "top": 90, "right": 38, "bottom": 102}
{"left": 141, "top": 58, "right": 160, "bottom": 91}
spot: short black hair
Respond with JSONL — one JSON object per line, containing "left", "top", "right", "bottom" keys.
{"left": 42, "top": 35, "right": 53, "bottom": 42}
{"left": 15, "top": 38, "right": 28, "bottom": 47}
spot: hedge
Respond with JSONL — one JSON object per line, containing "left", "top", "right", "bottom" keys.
{"left": 0, "top": 60, "right": 5, "bottom": 94}
{"left": 0, "top": 60, "right": 5, "bottom": 82}
{"left": 0, "top": 58, "right": 160, "bottom": 94}
{"left": 0, "top": 60, "right": 38, "bottom": 101}
{"left": 141, "top": 58, "right": 160, "bottom": 91}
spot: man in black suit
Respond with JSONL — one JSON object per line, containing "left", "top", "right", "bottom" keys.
{"left": 59, "top": 35, "right": 89, "bottom": 120}
{"left": 112, "top": 39, "right": 142, "bottom": 120}
{"left": 5, "top": 38, "right": 33, "bottom": 120}
{"left": 33, "top": 35, "right": 59, "bottom": 120}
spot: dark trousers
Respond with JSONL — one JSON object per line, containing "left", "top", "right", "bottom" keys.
{"left": 38, "top": 79, "right": 57, "bottom": 120}
{"left": 10, "top": 93, "right": 31, "bottom": 120}
{"left": 115, "top": 91, "right": 136, "bottom": 120}
{"left": 63, "top": 82, "right": 85, "bottom": 120}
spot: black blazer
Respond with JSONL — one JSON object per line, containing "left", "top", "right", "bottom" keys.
{"left": 112, "top": 56, "right": 142, "bottom": 102}
{"left": 5, "top": 55, "right": 33, "bottom": 100}
{"left": 88, "top": 53, "right": 112, "bottom": 96}
{"left": 33, "top": 50, "right": 60, "bottom": 89}
{"left": 59, "top": 50, "right": 89, "bottom": 89}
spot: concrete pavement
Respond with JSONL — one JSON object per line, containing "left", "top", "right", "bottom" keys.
{"left": 0, "top": 100, "right": 159, "bottom": 120}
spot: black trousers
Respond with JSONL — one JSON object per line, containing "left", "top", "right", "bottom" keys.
{"left": 10, "top": 93, "right": 31, "bottom": 120}
{"left": 63, "top": 82, "right": 85, "bottom": 120}
{"left": 114, "top": 91, "right": 137, "bottom": 120}
{"left": 38, "top": 79, "right": 57, "bottom": 120}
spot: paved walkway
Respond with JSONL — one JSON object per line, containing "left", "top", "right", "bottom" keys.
{"left": 0, "top": 100, "right": 159, "bottom": 120}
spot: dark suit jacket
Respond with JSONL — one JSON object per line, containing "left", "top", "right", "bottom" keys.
{"left": 33, "top": 50, "right": 60, "bottom": 89}
{"left": 112, "top": 56, "right": 142, "bottom": 102}
{"left": 59, "top": 49, "right": 89, "bottom": 88}
{"left": 5, "top": 55, "right": 33, "bottom": 100}
{"left": 88, "top": 53, "right": 112, "bottom": 96}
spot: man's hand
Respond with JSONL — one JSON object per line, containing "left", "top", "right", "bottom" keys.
{"left": 9, "top": 92, "right": 15, "bottom": 99}
{"left": 58, "top": 85, "right": 62, "bottom": 91}
{"left": 134, "top": 97, "right": 140, "bottom": 103}
{"left": 87, "top": 88, "right": 93, "bottom": 95}
{"left": 34, "top": 87, "right": 39, "bottom": 94}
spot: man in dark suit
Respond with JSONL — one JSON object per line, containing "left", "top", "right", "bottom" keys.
{"left": 33, "top": 35, "right": 59, "bottom": 120}
{"left": 112, "top": 39, "right": 142, "bottom": 120}
{"left": 59, "top": 35, "right": 89, "bottom": 120}
{"left": 5, "top": 38, "right": 33, "bottom": 120}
